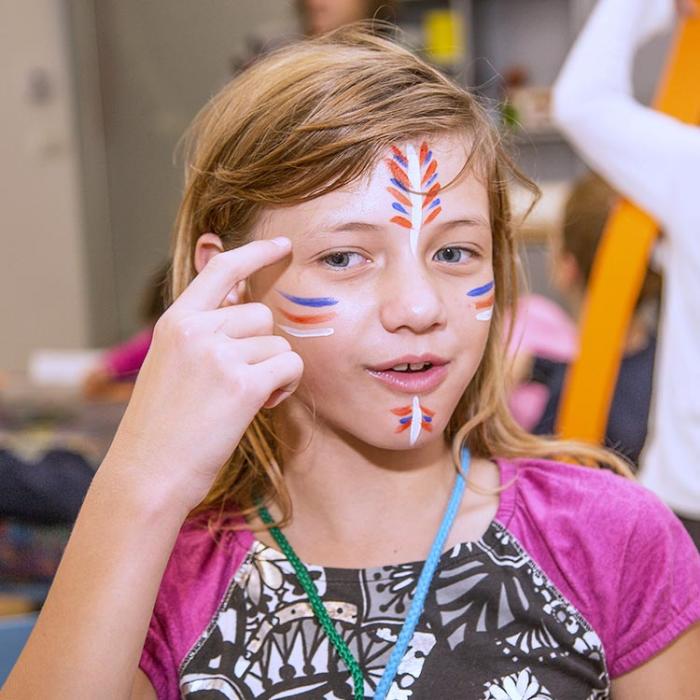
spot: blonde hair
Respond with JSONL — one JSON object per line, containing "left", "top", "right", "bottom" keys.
{"left": 170, "top": 25, "right": 632, "bottom": 528}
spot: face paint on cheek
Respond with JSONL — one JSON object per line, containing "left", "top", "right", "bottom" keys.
{"left": 466, "top": 281, "right": 495, "bottom": 321}
{"left": 391, "top": 396, "right": 435, "bottom": 445}
{"left": 386, "top": 142, "right": 443, "bottom": 256}
{"left": 275, "top": 290, "right": 338, "bottom": 338}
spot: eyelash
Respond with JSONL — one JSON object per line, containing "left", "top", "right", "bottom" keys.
{"left": 433, "top": 246, "right": 479, "bottom": 264}
{"left": 319, "top": 245, "right": 480, "bottom": 270}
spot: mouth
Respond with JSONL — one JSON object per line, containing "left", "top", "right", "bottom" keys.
{"left": 366, "top": 354, "right": 449, "bottom": 394}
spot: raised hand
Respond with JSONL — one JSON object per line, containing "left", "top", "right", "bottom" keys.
{"left": 106, "top": 237, "right": 303, "bottom": 515}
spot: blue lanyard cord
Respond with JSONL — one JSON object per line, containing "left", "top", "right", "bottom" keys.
{"left": 372, "top": 447, "right": 469, "bottom": 700}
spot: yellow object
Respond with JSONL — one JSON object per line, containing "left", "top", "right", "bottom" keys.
{"left": 557, "top": 15, "right": 700, "bottom": 443}
{"left": 423, "top": 10, "right": 465, "bottom": 66}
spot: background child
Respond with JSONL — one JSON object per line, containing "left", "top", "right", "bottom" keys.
{"left": 553, "top": 0, "right": 700, "bottom": 546}
{"left": 4, "top": 25, "right": 699, "bottom": 700}
{"left": 523, "top": 174, "right": 660, "bottom": 467}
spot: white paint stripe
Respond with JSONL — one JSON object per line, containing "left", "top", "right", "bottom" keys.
{"left": 409, "top": 394, "right": 422, "bottom": 445}
{"left": 277, "top": 324, "right": 334, "bottom": 338}
{"left": 476, "top": 308, "right": 493, "bottom": 321}
{"left": 406, "top": 143, "right": 423, "bottom": 256}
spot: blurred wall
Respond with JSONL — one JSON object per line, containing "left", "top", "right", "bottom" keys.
{"left": 0, "top": 0, "right": 90, "bottom": 371}
{"left": 74, "top": 0, "right": 297, "bottom": 343}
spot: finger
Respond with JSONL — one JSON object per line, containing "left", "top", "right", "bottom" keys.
{"left": 233, "top": 335, "right": 292, "bottom": 365}
{"left": 174, "top": 237, "right": 291, "bottom": 312}
{"left": 209, "top": 303, "right": 275, "bottom": 339}
{"left": 249, "top": 351, "right": 304, "bottom": 401}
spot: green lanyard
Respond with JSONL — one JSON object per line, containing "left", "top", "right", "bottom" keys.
{"left": 256, "top": 448, "right": 469, "bottom": 700}
{"left": 257, "top": 505, "right": 366, "bottom": 699}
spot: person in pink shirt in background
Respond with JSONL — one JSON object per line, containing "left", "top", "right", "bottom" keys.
{"left": 82, "top": 263, "right": 168, "bottom": 402}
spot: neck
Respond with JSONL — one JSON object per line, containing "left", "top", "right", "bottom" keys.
{"left": 252, "top": 398, "right": 499, "bottom": 568}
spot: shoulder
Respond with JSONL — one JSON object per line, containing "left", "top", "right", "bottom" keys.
{"left": 496, "top": 457, "right": 700, "bottom": 678}
{"left": 139, "top": 511, "right": 254, "bottom": 697}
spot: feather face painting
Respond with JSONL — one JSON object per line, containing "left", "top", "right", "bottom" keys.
{"left": 391, "top": 396, "right": 435, "bottom": 445}
{"left": 276, "top": 290, "right": 338, "bottom": 338}
{"left": 386, "top": 142, "right": 442, "bottom": 255}
{"left": 467, "top": 281, "right": 495, "bottom": 321}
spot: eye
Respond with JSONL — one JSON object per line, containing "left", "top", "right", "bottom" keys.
{"left": 433, "top": 246, "right": 476, "bottom": 264}
{"left": 321, "top": 251, "right": 366, "bottom": 269}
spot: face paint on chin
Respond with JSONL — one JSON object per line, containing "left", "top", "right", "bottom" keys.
{"left": 392, "top": 396, "right": 435, "bottom": 445}
{"left": 467, "top": 281, "right": 495, "bottom": 321}
{"left": 275, "top": 289, "right": 338, "bottom": 338}
{"left": 386, "top": 141, "right": 442, "bottom": 256}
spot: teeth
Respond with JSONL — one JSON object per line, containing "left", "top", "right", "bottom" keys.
{"left": 389, "top": 362, "right": 432, "bottom": 372}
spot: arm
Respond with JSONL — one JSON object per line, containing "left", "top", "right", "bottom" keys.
{"left": 611, "top": 623, "right": 700, "bottom": 699}
{"left": 1, "top": 239, "right": 301, "bottom": 698}
{"left": 551, "top": 0, "right": 700, "bottom": 228}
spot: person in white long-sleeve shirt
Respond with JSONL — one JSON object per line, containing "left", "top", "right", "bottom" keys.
{"left": 552, "top": 0, "right": 700, "bottom": 547}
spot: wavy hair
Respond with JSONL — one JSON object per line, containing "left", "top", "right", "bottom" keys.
{"left": 169, "top": 25, "right": 632, "bottom": 528}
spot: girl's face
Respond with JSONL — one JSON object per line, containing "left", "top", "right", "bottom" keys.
{"left": 251, "top": 134, "right": 493, "bottom": 450}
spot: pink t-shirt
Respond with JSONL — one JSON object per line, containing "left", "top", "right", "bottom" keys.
{"left": 139, "top": 458, "right": 700, "bottom": 698}
{"left": 102, "top": 327, "right": 153, "bottom": 379}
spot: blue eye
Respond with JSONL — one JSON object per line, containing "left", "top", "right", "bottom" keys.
{"left": 321, "top": 251, "right": 365, "bottom": 269}
{"left": 433, "top": 246, "right": 474, "bottom": 263}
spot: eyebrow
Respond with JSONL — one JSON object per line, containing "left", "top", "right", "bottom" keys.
{"left": 319, "top": 217, "right": 490, "bottom": 234}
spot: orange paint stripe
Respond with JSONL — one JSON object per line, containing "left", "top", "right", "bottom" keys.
{"left": 391, "top": 145, "right": 407, "bottom": 162}
{"left": 474, "top": 294, "right": 495, "bottom": 310}
{"left": 395, "top": 423, "right": 411, "bottom": 433}
{"left": 278, "top": 309, "right": 336, "bottom": 325}
{"left": 420, "top": 405, "right": 435, "bottom": 417}
{"left": 421, "top": 159, "right": 437, "bottom": 186}
{"left": 387, "top": 160, "right": 410, "bottom": 190}
{"left": 419, "top": 142, "right": 429, "bottom": 165}
{"left": 422, "top": 183, "right": 441, "bottom": 209}
{"left": 391, "top": 406, "right": 412, "bottom": 417}
{"left": 421, "top": 422, "right": 433, "bottom": 432}
{"left": 387, "top": 186, "right": 411, "bottom": 207}
{"left": 423, "top": 207, "right": 442, "bottom": 226}
{"left": 390, "top": 216, "right": 412, "bottom": 229}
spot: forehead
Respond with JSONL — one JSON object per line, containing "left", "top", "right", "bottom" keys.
{"left": 260, "top": 133, "right": 490, "bottom": 234}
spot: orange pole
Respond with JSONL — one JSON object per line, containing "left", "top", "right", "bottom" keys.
{"left": 556, "top": 14, "right": 700, "bottom": 443}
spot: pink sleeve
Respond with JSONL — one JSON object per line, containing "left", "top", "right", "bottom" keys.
{"left": 501, "top": 459, "right": 700, "bottom": 679}
{"left": 608, "top": 488, "right": 700, "bottom": 677}
{"left": 102, "top": 328, "right": 154, "bottom": 378}
{"left": 138, "top": 515, "right": 254, "bottom": 699}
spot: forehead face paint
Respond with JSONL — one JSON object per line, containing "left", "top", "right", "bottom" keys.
{"left": 391, "top": 396, "right": 435, "bottom": 445}
{"left": 467, "top": 281, "right": 494, "bottom": 321}
{"left": 276, "top": 290, "right": 338, "bottom": 338}
{"left": 386, "top": 142, "right": 442, "bottom": 255}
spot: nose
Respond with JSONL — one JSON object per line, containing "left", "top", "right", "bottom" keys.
{"left": 378, "top": 257, "right": 447, "bottom": 335}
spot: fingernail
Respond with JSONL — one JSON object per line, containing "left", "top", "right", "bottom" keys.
{"left": 265, "top": 390, "right": 292, "bottom": 409}
{"left": 270, "top": 236, "right": 291, "bottom": 248}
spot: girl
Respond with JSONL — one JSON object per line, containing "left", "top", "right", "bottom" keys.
{"left": 4, "top": 25, "right": 699, "bottom": 700}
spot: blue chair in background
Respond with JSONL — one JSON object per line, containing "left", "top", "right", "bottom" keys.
{"left": 0, "top": 614, "right": 37, "bottom": 686}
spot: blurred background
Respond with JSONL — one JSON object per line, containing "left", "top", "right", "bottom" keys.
{"left": 0, "top": 0, "right": 672, "bottom": 653}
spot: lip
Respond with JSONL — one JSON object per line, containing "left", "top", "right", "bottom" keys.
{"left": 366, "top": 363, "right": 449, "bottom": 394}
{"left": 367, "top": 354, "right": 448, "bottom": 372}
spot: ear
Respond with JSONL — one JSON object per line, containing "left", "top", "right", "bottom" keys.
{"left": 194, "top": 233, "right": 225, "bottom": 273}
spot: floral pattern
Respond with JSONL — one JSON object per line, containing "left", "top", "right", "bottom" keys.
{"left": 179, "top": 523, "right": 610, "bottom": 698}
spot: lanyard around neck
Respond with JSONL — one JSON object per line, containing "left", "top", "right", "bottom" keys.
{"left": 257, "top": 447, "right": 470, "bottom": 700}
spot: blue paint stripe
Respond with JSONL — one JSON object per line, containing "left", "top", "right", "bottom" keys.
{"left": 399, "top": 416, "right": 411, "bottom": 425}
{"left": 277, "top": 290, "right": 339, "bottom": 307}
{"left": 425, "top": 173, "right": 438, "bottom": 188}
{"left": 422, "top": 415, "right": 432, "bottom": 423}
{"left": 428, "top": 198, "right": 441, "bottom": 210}
{"left": 393, "top": 154, "right": 408, "bottom": 168}
{"left": 392, "top": 202, "right": 409, "bottom": 215}
{"left": 466, "top": 281, "right": 494, "bottom": 297}
{"left": 425, "top": 150, "right": 433, "bottom": 165}
{"left": 391, "top": 177, "right": 409, "bottom": 192}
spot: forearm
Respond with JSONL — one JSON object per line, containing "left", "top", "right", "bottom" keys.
{"left": 551, "top": 0, "right": 692, "bottom": 225}
{"left": 2, "top": 457, "right": 188, "bottom": 699}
